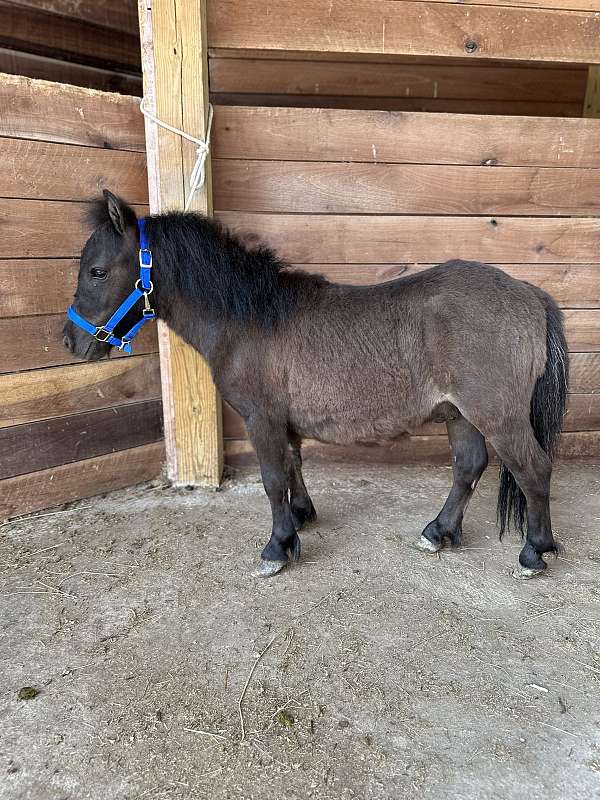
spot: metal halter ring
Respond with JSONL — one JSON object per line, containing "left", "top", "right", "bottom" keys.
{"left": 94, "top": 327, "right": 113, "bottom": 343}
{"left": 135, "top": 278, "right": 154, "bottom": 294}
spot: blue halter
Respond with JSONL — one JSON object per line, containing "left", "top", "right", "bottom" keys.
{"left": 67, "top": 218, "right": 156, "bottom": 354}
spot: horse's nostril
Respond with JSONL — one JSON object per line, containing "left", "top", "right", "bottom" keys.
{"left": 63, "top": 334, "right": 73, "bottom": 352}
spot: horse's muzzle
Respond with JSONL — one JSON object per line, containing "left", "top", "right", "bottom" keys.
{"left": 62, "top": 319, "right": 110, "bottom": 361}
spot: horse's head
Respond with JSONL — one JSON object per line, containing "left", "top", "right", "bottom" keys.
{"left": 63, "top": 190, "right": 140, "bottom": 360}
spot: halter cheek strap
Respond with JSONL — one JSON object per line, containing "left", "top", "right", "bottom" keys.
{"left": 67, "top": 218, "right": 156, "bottom": 354}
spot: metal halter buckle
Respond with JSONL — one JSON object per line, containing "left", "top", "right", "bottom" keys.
{"left": 94, "top": 327, "right": 113, "bottom": 343}
{"left": 139, "top": 249, "right": 152, "bottom": 268}
{"left": 117, "top": 339, "right": 131, "bottom": 351}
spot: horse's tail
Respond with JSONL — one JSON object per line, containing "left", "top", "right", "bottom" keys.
{"left": 497, "top": 295, "right": 569, "bottom": 537}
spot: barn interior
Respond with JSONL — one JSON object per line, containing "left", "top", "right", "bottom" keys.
{"left": 1, "top": 2, "right": 599, "bottom": 799}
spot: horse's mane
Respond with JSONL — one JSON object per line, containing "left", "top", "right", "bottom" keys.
{"left": 144, "top": 212, "right": 326, "bottom": 328}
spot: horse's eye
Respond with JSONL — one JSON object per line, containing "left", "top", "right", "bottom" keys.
{"left": 91, "top": 268, "right": 108, "bottom": 280}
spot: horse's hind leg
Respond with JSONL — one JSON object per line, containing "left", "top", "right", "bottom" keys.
{"left": 287, "top": 433, "right": 317, "bottom": 530}
{"left": 487, "top": 425, "right": 556, "bottom": 577}
{"left": 418, "top": 413, "right": 488, "bottom": 552}
{"left": 247, "top": 418, "right": 301, "bottom": 578}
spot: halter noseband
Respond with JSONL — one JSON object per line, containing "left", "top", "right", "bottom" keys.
{"left": 67, "top": 218, "right": 156, "bottom": 354}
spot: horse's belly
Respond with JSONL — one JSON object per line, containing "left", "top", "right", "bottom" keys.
{"left": 289, "top": 407, "right": 419, "bottom": 446}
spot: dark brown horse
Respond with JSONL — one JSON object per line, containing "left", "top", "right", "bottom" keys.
{"left": 63, "top": 191, "right": 569, "bottom": 578}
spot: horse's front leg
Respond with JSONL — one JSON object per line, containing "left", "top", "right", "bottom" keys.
{"left": 248, "top": 420, "right": 301, "bottom": 578}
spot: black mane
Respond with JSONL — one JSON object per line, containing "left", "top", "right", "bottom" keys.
{"left": 145, "top": 212, "right": 325, "bottom": 328}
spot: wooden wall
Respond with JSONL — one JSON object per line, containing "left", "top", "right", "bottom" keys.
{"left": 211, "top": 106, "right": 600, "bottom": 466}
{"left": 0, "top": 0, "right": 142, "bottom": 94}
{"left": 209, "top": 51, "right": 590, "bottom": 118}
{"left": 0, "top": 74, "right": 163, "bottom": 520}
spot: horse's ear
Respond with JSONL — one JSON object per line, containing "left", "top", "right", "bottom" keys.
{"left": 102, "top": 189, "right": 137, "bottom": 236}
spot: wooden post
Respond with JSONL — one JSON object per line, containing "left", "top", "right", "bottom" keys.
{"left": 138, "top": 0, "right": 223, "bottom": 486}
{"left": 584, "top": 65, "right": 600, "bottom": 118}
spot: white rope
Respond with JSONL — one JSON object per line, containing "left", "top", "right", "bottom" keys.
{"left": 139, "top": 96, "right": 214, "bottom": 212}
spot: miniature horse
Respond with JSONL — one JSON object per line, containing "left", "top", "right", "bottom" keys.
{"left": 63, "top": 191, "right": 569, "bottom": 578}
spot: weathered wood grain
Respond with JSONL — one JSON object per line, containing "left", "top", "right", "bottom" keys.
{"left": 0, "top": 1, "right": 141, "bottom": 71}
{"left": 0, "top": 356, "right": 161, "bottom": 428}
{"left": 0, "top": 399, "right": 163, "bottom": 480}
{"left": 570, "top": 353, "right": 600, "bottom": 393}
{"left": 0, "top": 441, "right": 165, "bottom": 520}
{"left": 207, "top": 0, "right": 600, "bottom": 64}
{"left": 217, "top": 213, "right": 600, "bottom": 264}
{"left": 0, "top": 314, "right": 158, "bottom": 373}
{"left": 0, "top": 259, "right": 77, "bottom": 317}
{"left": 140, "top": 0, "right": 223, "bottom": 487}
{"left": 212, "top": 107, "right": 600, "bottom": 168}
{"left": 10, "top": 0, "right": 139, "bottom": 35}
{"left": 213, "top": 160, "right": 600, "bottom": 216}
{"left": 0, "top": 73, "right": 145, "bottom": 150}
{"left": 0, "top": 48, "right": 143, "bottom": 95}
{"left": 0, "top": 138, "right": 148, "bottom": 202}
{"left": 0, "top": 199, "right": 147, "bottom": 258}
{"left": 213, "top": 93, "right": 582, "bottom": 117}
{"left": 210, "top": 56, "right": 586, "bottom": 102}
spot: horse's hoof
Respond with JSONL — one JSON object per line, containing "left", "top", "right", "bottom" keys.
{"left": 415, "top": 535, "right": 441, "bottom": 554}
{"left": 251, "top": 559, "right": 288, "bottom": 578}
{"left": 511, "top": 564, "right": 546, "bottom": 580}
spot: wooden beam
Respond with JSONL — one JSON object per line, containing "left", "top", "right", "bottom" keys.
{"left": 139, "top": 0, "right": 223, "bottom": 487}
{"left": 217, "top": 212, "right": 600, "bottom": 264}
{"left": 584, "top": 65, "right": 600, "bottom": 118}
{"left": 211, "top": 106, "right": 600, "bottom": 168}
{"left": 0, "top": 73, "right": 145, "bottom": 150}
{"left": 0, "top": 441, "right": 165, "bottom": 521}
{"left": 207, "top": 1, "right": 600, "bottom": 65}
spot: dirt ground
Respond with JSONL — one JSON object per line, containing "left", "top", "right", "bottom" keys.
{"left": 1, "top": 461, "right": 600, "bottom": 800}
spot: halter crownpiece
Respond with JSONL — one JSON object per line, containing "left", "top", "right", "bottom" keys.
{"left": 67, "top": 218, "right": 156, "bottom": 354}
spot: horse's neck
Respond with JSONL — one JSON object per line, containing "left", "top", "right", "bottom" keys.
{"left": 156, "top": 291, "right": 229, "bottom": 365}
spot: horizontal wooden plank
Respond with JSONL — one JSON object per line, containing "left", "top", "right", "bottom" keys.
{"left": 212, "top": 107, "right": 600, "bottom": 168}
{"left": 217, "top": 213, "right": 600, "bottom": 264}
{"left": 564, "top": 310, "right": 600, "bottom": 352}
{"left": 214, "top": 160, "right": 600, "bottom": 216}
{"left": 412, "top": 1, "right": 598, "bottom": 12}
{"left": 0, "top": 73, "right": 145, "bottom": 150}
{"left": 0, "top": 1, "right": 141, "bottom": 71}
{"left": 0, "top": 441, "right": 165, "bottom": 521}
{"left": 291, "top": 263, "right": 600, "bottom": 308}
{"left": 564, "top": 393, "right": 600, "bottom": 432}
{"left": 0, "top": 355, "right": 161, "bottom": 428}
{"left": 0, "top": 399, "right": 163, "bottom": 480}
{"left": 570, "top": 353, "right": 600, "bottom": 393}
{"left": 209, "top": 48, "right": 591, "bottom": 67}
{"left": 207, "top": 1, "right": 600, "bottom": 64}
{"left": 0, "top": 259, "right": 77, "bottom": 317}
{"left": 212, "top": 93, "right": 583, "bottom": 117}
{"left": 0, "top": 137, "right": 148, "bottom": 202}
{"left": 0, "top": 313, "right": 158, "bottom": 373}
{"left": 0, "top": 48, "right": 143, "bottom": 96}
{"left": 0, "top": 199, "right": 147, "bottom": 258}
{"left": 9, "top": 1, "right": 139, "bottom": 35}
{"left": 210, "top": 57, "right": 586, "bottom": 102}
{"left": 223, "top": 392, "right": 600, "bottom": 440}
